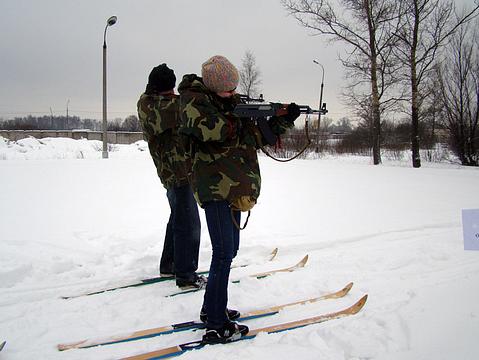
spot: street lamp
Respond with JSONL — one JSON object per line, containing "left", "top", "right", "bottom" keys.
{"left": 102, "top": 15, "right": 117, "bottom": 159}
{"left": 313, "top": 60, "right": 325, "bottom": 153}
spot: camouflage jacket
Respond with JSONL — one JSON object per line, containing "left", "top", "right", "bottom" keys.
{"left": 137, "top": 93, "right": 190, "bottom": 189}
{"left": 178, "top": 74, "right": 293, "bottom": 207}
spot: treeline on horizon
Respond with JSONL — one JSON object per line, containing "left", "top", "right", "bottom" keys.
{"left": 0, "top": 112, "right": 470, "bottom": 166}
{"left": 0, "top": 114, "right": 141, "bottom": 132}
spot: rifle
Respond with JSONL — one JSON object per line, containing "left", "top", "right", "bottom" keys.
{"left": 234, "top": 95, "right": 328, "bottom": 147}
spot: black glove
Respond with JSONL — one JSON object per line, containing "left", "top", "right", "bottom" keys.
{"left": 285, "top": 103, "right": 301, "bottom": 123}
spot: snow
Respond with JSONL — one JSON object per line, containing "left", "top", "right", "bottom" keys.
{"left": 0, "top": 136, "right": 478, "bottom": 360}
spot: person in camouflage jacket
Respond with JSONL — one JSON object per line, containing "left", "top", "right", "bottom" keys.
{"left": 137, "top": 64, "right": 204, "bottom": 289}
{"left": 178, "top": 55, "right": 300, "bottom": 343}
{"left": 178, "top": 77, "right": 296, "bottom": 208}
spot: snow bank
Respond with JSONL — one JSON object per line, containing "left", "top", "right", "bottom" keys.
{"left": 0, "top": 136, "right": 148, "bottom": 160}
{"left": 0, "top": 136, "right": 478, "bottom": 359}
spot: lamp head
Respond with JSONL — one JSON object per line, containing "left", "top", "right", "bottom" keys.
{"left": 107, "top": 16, "right": 117, "bottom": 26}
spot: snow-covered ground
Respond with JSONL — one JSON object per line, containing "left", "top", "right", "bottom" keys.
{"left": 1, "top": 136, "right": 478, "bottom": 360}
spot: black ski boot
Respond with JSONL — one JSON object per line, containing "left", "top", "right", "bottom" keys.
{"left": 202, "top": 321, "right": 249, "bottom": 344}
{"left": 200, "top": 308, "right": 240, "bottom": 323}
{"left": 176, "top": 273, "right": 207, "bottom": 289}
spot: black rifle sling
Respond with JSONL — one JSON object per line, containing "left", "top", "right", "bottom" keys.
{"left": 253, "top": 119, "right": 312, "bottom": 163}
{"left": 230, "top": 208, "right": 251, "bottom": 230}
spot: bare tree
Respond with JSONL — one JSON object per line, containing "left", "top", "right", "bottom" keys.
{"left": 107, "top": 118, "right": 123, "bottom": 131}
{"left": 122, "top": 114, "right": 141, "bottom": 132}
{"left": 239, "top": 50, "right": 262, "bottom": 98}
{"left": 393, "top": 0, "right": 479, "bottom": 167}
{"left": 282, "top": 0, "right": 401, "bottom": 165}
{"left": 435, "top": 21, "right": 478, "bottom": 166}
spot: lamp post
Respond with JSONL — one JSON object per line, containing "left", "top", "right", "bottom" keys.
{"left": 102, "top": 15, "right": 117, "bottom": 159}
{"left": 313, "top": 60, "right": 325, "bottom": 153}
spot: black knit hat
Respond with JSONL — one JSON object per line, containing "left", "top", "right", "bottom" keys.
{"left": 145, "top": 63, "right": 176, "bottom": 94}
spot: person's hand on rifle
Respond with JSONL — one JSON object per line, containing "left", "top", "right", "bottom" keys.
{"left": 285, "top": 103, "right": 301, "bottom": 123}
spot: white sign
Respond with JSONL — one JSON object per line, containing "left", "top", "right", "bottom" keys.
{"left": 462, "top": 209, "right": 479, "bottom": 251}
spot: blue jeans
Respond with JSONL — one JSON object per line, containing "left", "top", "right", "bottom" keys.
{"left": 160, "top": 184, "right": 201, "bottom": 279}
{"left": 202, "top": 200, "right": 240, "bottom": 329}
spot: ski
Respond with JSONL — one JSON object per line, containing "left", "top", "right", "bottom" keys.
{"left": 57, "top": 282, "right": 352, "bottom": 351}
{"left": 120, "top": 295, "right": 368, "bottom": 360}
{"left": 247, "top": 254, "right": 307, "bottom": 278}
{"left": 61, "top": 248, "right": 278, "bottom": 300}
{"left": 166, "top": 255, "right": 308, "bottom": 297}
{"left": 0, "top": 341, "right": 5, "bottom": 352}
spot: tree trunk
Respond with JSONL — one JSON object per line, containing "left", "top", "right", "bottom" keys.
{"left": 410, "top": 0, "right": 421, "bottom": 168}
{"left": 411, "top": 71, "right": 421, "bottom": 168}
{"left": 365, "top": 0, "right": 382, "bottom": 165}
{"left": 371, "top": 62, "right": 382, "bottom": 165}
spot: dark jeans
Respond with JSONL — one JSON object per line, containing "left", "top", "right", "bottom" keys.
{"left": 159, "top": 184, "right": 201, "bottom": 279}
{"left": 202, "top": 200, "right": 240, "bottom": 329}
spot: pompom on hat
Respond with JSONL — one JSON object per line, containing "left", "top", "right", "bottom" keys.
{"left": 201, "top": 55, "right": 239, "bottom": 93}
{"left": 146, "top": 63, "right": 176, "bottom": 94}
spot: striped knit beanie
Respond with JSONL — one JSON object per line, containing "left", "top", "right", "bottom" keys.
{"left": 201, "top": 55, "right": 239, "bottom": 93}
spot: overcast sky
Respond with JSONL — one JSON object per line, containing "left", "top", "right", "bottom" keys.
{"left": 0, "top": 0, "right": 474, "bottom": 122}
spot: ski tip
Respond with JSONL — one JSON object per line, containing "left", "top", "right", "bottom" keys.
{"left": 298, "top": 254, "right": 309, "bottom": 267}
{"left": 350, "top": 294, "right": 368, "bottom": 314}
{"left": 269, "top": 247, "right": 279, "bottom": 261}
{"left": 0, "top": 341, "right": 6, "bottom": 352}
{"left": 334, "top": 282, "right": 354, "bottom": 297}
{"left": 321, "top": 282, "right": 354, "bottom": 300}
{"left": 344, "top": 282, "right": 354, "bottom": 293}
